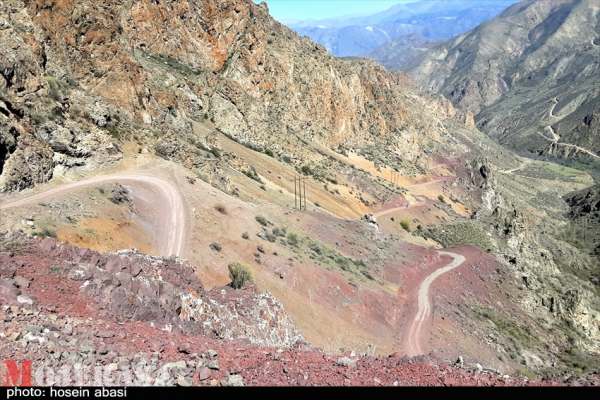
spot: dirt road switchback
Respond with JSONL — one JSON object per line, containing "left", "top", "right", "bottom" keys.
{"left": 0, "top": 174, "right": 188, "bottom": 257}
{"left": 406, "top": 250, "right": 466, "bottom": 356}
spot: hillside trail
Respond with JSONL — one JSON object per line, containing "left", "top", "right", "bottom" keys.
{"left": 0, "top": 173, "right": 188, "bottom": 257}
{"left": 539, "top": 97, "right": 600, "bottom": 159}
{"left": 500, "top": 157, "right": 532, "bottom": 174}
{"left": 373, "top": 178, "right": 446, "bottom": 218}
{"left": 405, "top": 250, "right": 466, "bottom": 356}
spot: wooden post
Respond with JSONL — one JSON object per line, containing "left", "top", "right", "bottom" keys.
{"left": 303, "top": 179, "right": 307, "bottom": 210}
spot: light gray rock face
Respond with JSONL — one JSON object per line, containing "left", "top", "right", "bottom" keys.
{"left": 411, "top": 0, "right": 600, "bottom": 160}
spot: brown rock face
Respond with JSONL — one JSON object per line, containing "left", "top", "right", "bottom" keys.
{"left": 0, "top": 0, "right": 464, "bottom": 193}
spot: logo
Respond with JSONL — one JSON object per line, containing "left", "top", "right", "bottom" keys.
{"left": 1, "top": 360, "right": 32, "bottom": 387}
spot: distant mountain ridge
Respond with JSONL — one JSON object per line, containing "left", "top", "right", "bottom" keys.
{"left": 289, "top": 0, "right": 516, "bottom": 58}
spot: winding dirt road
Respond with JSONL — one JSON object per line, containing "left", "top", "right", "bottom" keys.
{"left": 406, "top": 250, "right": 466, "bottom": 356}
{"left": 538, "top": 97, "right": 600, "bottom": 159}
{"left": 0, "top": 174, "right": 187, "bottom": 257}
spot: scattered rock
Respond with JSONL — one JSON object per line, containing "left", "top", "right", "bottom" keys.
{"left": 221, "top": 374, "right": 244, "bottom": 387}
{"left": 207, "top": 360, "right": 220, "bottom": 370}
{"left": 197, "top": 367, "right": 211, "bottom": 381}
{"left": 336, "top": 357, "right": 357, "bottom": 368}
{"left": 176, "top": 375, "right": 193, "bottom": 387}
{"left": 17, "top": 295, "right": 34, "bottom": 305}
{"left": 455, "top": 356, "right": 464, "bottom": 367}
{"left": 110, "top": 184, "right": 131, "bottom": 205}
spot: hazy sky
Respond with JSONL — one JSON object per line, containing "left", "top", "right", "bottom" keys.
{"left": 258, "top": 0, "right": 411, "bottom": 22}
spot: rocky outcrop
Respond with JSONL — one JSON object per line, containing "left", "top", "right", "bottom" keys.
{"left": 467, "top": 159, "right": 600, "bottom": 357}
{"left": 0, "top": 0, "right": 124, "bottom": 191}
{"left": 0, "top": 234, "right": 303, "bottom": 348}
{"left": 565, "top": 185, "right": 600, "bottom": 219}
{"left": 0, "top": 0, "right": 465, "bottom": 194}
{"left": 0, "top": 134, "right": 53, "bottom": 191}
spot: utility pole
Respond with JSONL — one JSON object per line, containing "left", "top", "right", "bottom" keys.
{"left": 294, "top": 175, "right": 308, "bottom": 211}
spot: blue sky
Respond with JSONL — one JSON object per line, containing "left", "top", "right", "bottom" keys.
{"left": 256, "top": 0, "right": 411, "bottom": 22}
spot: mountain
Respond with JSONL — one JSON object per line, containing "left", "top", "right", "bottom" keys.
{"left": 369, "top": 33, "right": 438, "bottom": 71}
{"left": 0, "top": 0, "right": 599, "bottom": 385}
{"left": 409, "top": 0, "right": 600, "bottom": 163}
{"left": 290, "top": 0, "right": 516, "bottom": 58}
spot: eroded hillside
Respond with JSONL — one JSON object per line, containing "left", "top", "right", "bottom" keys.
{"left": 0, "top": 0, "right": 598, "bottom": 384}
{"left": 410, "top": 0, "right": 600, "bottom": 163}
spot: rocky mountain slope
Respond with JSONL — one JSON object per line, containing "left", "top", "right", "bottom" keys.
{"left": 410, "top": 0, "right": 600, "bottom": 162}
{"left": 0, "top": 0, "right": 598, "bottom": 385}
{"left": 0, "top": 0, "right": 459, "bottom": 194}
{"left": 369, "top": 33, "right": 438, "bottom": 72}
{"left": 290, "top": 0, "right": 514, "bottom": 58}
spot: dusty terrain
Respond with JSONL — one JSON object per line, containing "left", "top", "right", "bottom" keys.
{"left": 3, "top": 234, "right": 599, "bottom": 386}
{"left": 0, "top": 0, "right": 598, "bottom": 386}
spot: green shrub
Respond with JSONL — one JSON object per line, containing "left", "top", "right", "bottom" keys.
{"left": 400, "top": 220, "right": 411, "bottom": 232}
{"left": 438, "top": 194, "right": 446, "bottom": 203}
{"left": 264, "top": 148, "right": 274, "bottom": 157}
{"left": 301, "top": 165, "right": 312, "bottom": 175}
{"left": 255, "top": 215, "right": 269, "bottom": 226}
{"left": 287, "top": 232, "right": 299, "bottom": 246}
{"left": 243, "top": 166, "right": 263, "bottom": 183}
{"left": 272, "top": 227, "right": 286, "bottom": 237}
{"left": 228, "top": 263, "right": 253, "bottom": 289}
{"left": 37, "top": 227, "right": 57, "bottom": 238}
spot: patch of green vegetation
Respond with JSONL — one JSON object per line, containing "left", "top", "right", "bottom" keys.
{"left": 558, "top": 217, "right": 599, "bottom": 255}
{"left": 272, "top": 227, "right": 286, "bottom": 237}
{"left": 475, "top": 307, "right": 535, "bottom": 347}
{"left": 35, "top": 226, "right": 57, "bottom": 239}
{"left": 438, "top": 194, "right": 446, "bottom": 203}
{"left": 147, "top": 53, "right": 202, "bottom": 76}
{"left": 45, "top": 75, "right": 69, "bottom": 102}
{"left": 295, "top": 161, "right": 338, "bottom": 185}
{"left": 517, "top": 161, "right": 590, "bottom": 183}
{"left": 228, "top": 262, "right": 253, "bottom": 289}
{"left": 106, "top": 125, "right": 125, "bottom": 140}
{"left": 286, "top": 232, "right": 299, "bottom": 246}
{"left": 542, "top": 162, "right": 581, "bottom": 178}
{"left": 264, "top": 148, "right": 274, "bottom": 157}
{"left": 283, "top": 231, "right": 373, "bottom": 281}
{"left": 421, "top": 221, "right": 495, "bottom": 251}
{"left": 472, "top": 305, "right": 539, "bottom": 364}
{"left": 547, "top": 319, "right": 600, "bottom": 374}
{"left": 255, "top": 215, "right": 269, "bottom": 227}
{"left": 243, "top": 166, "right": 263, "bottom": 183}
{"left": 400, "top": 220, "right": 411, "bottom": 232}
{"left": 557, "top": 344, "right": 600, "bottom": 375}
